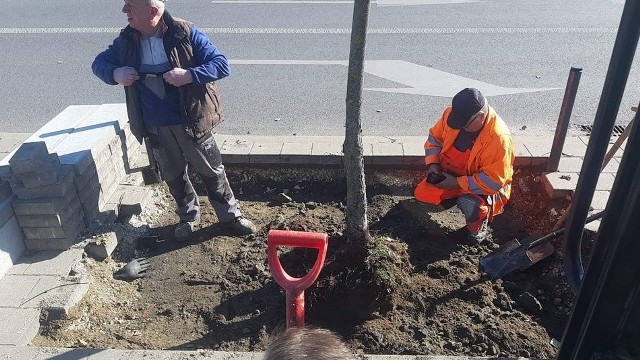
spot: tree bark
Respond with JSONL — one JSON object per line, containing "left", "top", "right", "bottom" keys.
{"left": 344, "top": 0, "right": 372, "bottom": 248}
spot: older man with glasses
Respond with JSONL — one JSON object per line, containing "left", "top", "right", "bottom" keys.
{"left": 414, "top": 88, "right": 515, "bottom": 243}
{"left": 92, "top": 0, "right": 256, "bottom": 241}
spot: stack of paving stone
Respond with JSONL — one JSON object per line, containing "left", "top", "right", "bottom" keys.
{"left": 8, "top": 142, "right": 84, "bottom": 251}
{"left": 48, "top": 105, "right": 145, "bottom": 226}
{"left": 0, "top": 104, "right": 149, "bottom": 256}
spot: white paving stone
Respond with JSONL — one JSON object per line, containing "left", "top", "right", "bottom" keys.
{"left": 0, "top": 308, "right": 40, "bottom": 346}
{"left": 7, "top": 248, "right": 83, "bottom": 276}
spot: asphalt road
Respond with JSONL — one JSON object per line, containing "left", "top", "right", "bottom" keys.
{"left": 0, "top": 0, "right": 637, "bottom": 136}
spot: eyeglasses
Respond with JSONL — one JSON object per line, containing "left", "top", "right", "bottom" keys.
{"left": 463, "top": 106, "right": 486, "bottom": 130}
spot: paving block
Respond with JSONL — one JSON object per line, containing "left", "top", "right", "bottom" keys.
{"left": 119, "top": 171, "right": 145, "bottom": 187}
{"left": 360, "top": 143, "right": 375, "bottom": 164}
{"left": 542, "top": 172, "right": 578, "bottom": 199}
{"left": 11, "top": 165, "right": 75, "bottom": 200}
{"left": 127, "top": 147, "right": 147, "bottom": 171}
{"left": 249, "top": 142, "right": 282, "bottom": 164}
{"left": 543, "top": 172, "right": 618, "bottom": 199}
{"left": 0, "top": 308, "right": 40, "bottom": 346}
{"left": 310, "top": 142, "right": 343, "bottom": 165}
{"left": 0, "top": 194, "right": 14, "bottom": 229}
{"left": 590, "top": 191, "right": 610, "bottom": 211}
{"left": 220, "top": 139, "right": 253, "bottom": 164}
{"left": 53, "top": 104, "right": 128, "bottom": 174}
{"left": 17, "top": 195, "right": 83, "bottom": 228}
{"left": 0, "top": 165, "right": 9, "bottom": 180}
{"left": 520, "top": 135, "right": 552, "bottom": 157}
{"left": 22, "top": 212, "right": 85, "bottom": 240}
{"left": 23, "top": 236, "right": 82, "bottom": 251}
{"left": 8, "top": 141, "right": 50, "bottom": 175}
{"left": 84, "top": 231, "right": 119, "bottom": 260}
{"left": 557, "top": 156, "right": 620, "bottom": 173}
{"left": 77, "top": 173, "right": 102, "bottom": 206}
{"left": 280, "top": 142, "right": 312, "bottom": 164}
{"left": 0, "top": 106, "right": 100, "bottom": 168}
{"left": 36, "top": 278, "right": 90, "bottom": 320}
{"left": 370, "top": 143, "right": 404, "bottom": 165}
{"left": 12, "top": 185, "right": 79, "bottom": 216}
{"left": 7, "top": 248, "right": 84, "bottom": 276}
{"left": 584, "top": 219, "right": 602, "bottom": 233}
{"left": 74, "top": 161, "right": 104, "bottom": 195}
{"left": 12, "top": 154, "right": 61, "bottom": 189}
{"left": 0, "top": 216, "right": 26, "bottom": 279}
{"left": 400, "top": 139, "right": 427, "bottom": 157}
{"left": 0, "top": 274, "right": 40, "bottom": 307}
{"left": 116, "top": 185, "right": 152, "bottom": 216}
{"left": 514, "top": 140, "right": 532, "bottom": 166}
{"left": 0, "top": 178, "right": 13, "bottom": 203}
{"left": 559, "top": 136, "right": 588, "bottom": 157}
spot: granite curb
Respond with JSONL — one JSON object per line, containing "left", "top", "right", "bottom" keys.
{"left": 0, "top": 346, "right": 539, "bottom": 360}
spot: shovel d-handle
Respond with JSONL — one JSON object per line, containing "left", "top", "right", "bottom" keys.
{"left": 267, "top": 230, "right": 328, "bottom": 328}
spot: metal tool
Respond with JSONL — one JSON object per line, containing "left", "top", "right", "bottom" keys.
{"left": 479, "top": 210, "right": 604, "bottom": 279}
{"left": 267, "top": 230, "right": 328, "bottom": 328}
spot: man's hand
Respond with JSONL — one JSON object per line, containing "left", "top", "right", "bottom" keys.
{"left": 113, "top": 66, "right": 139, "bottom": 86}
{"left": 163, "top": 68, "right": 193, "bottom": 87}
{"left": 434, "top": 172, "right": 460, "bottom": 190}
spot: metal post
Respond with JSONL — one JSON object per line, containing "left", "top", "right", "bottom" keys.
{"left": 562, "top": 0, "right": 640, "bottom": 295}
{"left": 559, "top": 102, "right": 640, "bottom": 357}
{"left": 546, "top": 66, "right": 582, "bottom": 173}
{"left": 559, "top": 0, "right": 640, "bottom": 356}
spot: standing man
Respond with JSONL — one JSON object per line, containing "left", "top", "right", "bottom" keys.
{"left": 92, "top": 0, "right": 256, "bottom": 240}
{"left": 414, "top": 88, "right": 514, "bottom": 243}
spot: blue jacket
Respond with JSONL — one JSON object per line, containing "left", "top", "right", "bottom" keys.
{"left": 92, "top": 11, "right": 230, "bottom": 141}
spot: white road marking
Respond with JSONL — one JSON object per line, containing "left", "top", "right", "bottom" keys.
{"left": 210, "top": 0, "right": 479, "bottom": 5}
{"left": 0, "top": 27, "right": 617, "bottom": 34}
{"left": 230, "top": 59, "right": 559, "bottom": 97}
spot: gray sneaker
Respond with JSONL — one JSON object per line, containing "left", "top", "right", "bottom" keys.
{"left": 174, "top": 218, "right": 200, "bottom": 242}
{"left": 222, "top": 216, "right": 256, "bottom": 236}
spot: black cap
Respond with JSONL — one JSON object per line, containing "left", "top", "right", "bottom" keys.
{"left": 447, "top": 88, "right": 486, "bottom": 130}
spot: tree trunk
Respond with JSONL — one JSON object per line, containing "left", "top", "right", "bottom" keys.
{"left": 344, "top": 0, "right": 372, "bottom": 248}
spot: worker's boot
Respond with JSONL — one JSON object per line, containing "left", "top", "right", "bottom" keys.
{"left": 174, "top": 217, "right": 200, "bottom": 242}
{"left": 221, "top": 216, "right": 257, "bottom": 236}
{"left": 467, "top": 219, "right": 490, "bottom": 244}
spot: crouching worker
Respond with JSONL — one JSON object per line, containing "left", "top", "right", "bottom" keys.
{"left": 414, "top": 88, "right": 514, "bottom": 243}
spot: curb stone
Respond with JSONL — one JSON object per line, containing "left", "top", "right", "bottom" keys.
{"left": 0, "top": 346, "right": 542, "bottom": 360}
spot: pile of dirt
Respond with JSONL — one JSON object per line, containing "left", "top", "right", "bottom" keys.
{"left": 33, "top": 167, "right": 579, "bottom": 358}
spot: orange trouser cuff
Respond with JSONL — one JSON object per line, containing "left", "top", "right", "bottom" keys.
{"left": 414, "top": 179, "right": 464, "bottom": 205}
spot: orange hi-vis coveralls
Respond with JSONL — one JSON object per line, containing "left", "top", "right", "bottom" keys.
{"left": 414, "top": 106, "right": 515, "bottom": 233}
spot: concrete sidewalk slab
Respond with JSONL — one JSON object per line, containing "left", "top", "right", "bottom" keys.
{"left": 0, "top": 308, "right": 40, "bottom": 346}
{"left": 0, "top": 346, "right": 536, "bottom": 360}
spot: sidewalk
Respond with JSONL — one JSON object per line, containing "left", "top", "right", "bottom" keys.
{"left": 0, "top": 119, "right": 622, "bottom": 359}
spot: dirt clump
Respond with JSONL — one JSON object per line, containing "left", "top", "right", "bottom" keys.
{"left": 33, "top": 167, "right": 577, "bottom": 358}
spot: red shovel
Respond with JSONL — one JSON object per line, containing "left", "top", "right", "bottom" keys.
{"left": 267, "top": 230, "right": 328, "bottom": 328}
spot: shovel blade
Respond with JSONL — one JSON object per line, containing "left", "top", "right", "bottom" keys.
{"left": 526, "top": 241, "right": 555, "bottom": 265}
{"left": 479, "top": 235, "right": 555, "bottom": 279}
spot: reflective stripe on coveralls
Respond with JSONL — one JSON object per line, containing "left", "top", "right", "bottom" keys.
{"left": 416, "top": 106, "right": 513, "bottom": 228}
{"left": 414, "top": 145, "right": 490, "bottom": 232}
